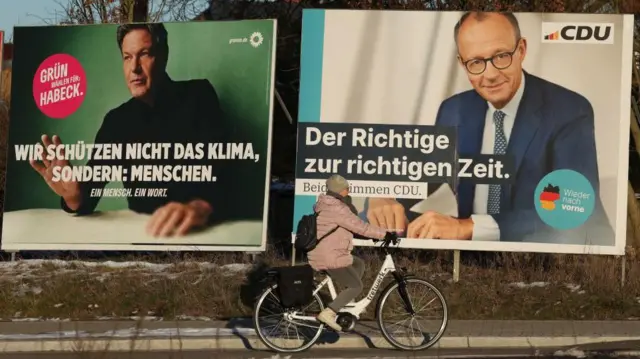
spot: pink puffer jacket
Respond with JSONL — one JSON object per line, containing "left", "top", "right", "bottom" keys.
{"left": 307, "top": 194, "right": 387, "bottom": 271}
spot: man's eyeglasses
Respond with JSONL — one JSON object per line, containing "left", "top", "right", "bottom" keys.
{"left": 461, "top": 39, "right": 522, "bottom": 75}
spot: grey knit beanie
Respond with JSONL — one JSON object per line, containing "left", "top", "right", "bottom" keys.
{"left": 326, "top": 174, "right": 349, "bottom": 193}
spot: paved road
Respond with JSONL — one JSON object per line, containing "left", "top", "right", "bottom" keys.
{"left": 0, "top": 348, "right": 619, "bottom": 359}
{"left": 1, "top": 320, "right": 639, "bottom": 357}
{"left": 2, "top": 319, "right": 640, "bottom": 337}
{"left": 2, "top": 348, "right": 640, "bottom": 359}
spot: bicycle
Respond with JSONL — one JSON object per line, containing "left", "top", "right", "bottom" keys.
{"left": 252, "top": 235, "right": 449, "bottom": 353}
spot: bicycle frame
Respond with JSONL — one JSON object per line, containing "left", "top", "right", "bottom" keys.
{"left": 290, "top": 253, "right": 397, "bottom": 322}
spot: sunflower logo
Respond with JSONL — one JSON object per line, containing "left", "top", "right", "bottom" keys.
{"left": 249, "top": 32, "right": 264, "bottom": 48}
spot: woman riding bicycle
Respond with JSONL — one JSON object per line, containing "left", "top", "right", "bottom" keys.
{"left": 307, "top": 174, "right": 398, "bottom": 331}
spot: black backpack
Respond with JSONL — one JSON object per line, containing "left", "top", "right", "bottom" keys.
{"left": 294, "top": 212, "right": 338, "bottom": 252}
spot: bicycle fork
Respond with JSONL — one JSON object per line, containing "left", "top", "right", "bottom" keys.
{"left": 392, "top": 272, "right": 416, "bottom": 315}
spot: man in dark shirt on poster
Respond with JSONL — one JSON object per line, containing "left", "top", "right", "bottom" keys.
{"left": 29, "top": 23, "right": 230, "bottom": 238}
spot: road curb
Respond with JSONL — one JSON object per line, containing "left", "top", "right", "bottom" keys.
{"left": 1, "top": 335, "right": 640, "bottom": 352}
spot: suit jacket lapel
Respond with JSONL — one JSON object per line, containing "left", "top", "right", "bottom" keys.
{"left": 503, "top": 71, "right": 543, "bottom": 206}
{"left": 457, "top": 94, "right": 487, "bottom": 218}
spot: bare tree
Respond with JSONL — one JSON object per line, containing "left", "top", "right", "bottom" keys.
{"left": 49, "top": 0, "right": 209, "bottom": 24}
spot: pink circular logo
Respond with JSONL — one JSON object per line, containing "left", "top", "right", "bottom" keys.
{"left": 32, "top": 53, "right": 87, "bottom": 119}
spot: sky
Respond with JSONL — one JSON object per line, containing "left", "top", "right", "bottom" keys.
{"left": 0, "top": 0, "right": 60, "bottom": 41}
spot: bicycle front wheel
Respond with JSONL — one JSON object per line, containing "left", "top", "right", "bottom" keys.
{"left": 376, "top": 277, "right": 448, "bottom": 351}
{"left": 253, "top": 284, "right": 325, "bottom": 353}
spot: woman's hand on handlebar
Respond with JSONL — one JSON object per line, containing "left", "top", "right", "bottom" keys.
{"left": 384, "top": 231, "right": 399, "bottom": 244}
{"left": 372, "top": 231, "right": 398, "bottom": 242}
{"left": 371, "top": 231, "right": 399, "bottom": 245}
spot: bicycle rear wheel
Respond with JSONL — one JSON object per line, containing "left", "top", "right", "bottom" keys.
{"left": 376, "top": 277, "right": 448, "bottom": 351}
{"left": 253, "top": 284, "right": 325, "bottom": 353}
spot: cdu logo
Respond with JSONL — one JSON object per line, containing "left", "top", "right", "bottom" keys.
{"left": 541, "top": 22, "right": 614, "bottom": 44}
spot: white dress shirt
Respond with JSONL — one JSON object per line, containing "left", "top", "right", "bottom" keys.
{"left": 470, "top": 72, "right": 526, "bottom": 241}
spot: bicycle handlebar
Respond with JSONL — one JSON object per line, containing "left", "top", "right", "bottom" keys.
{"left": 371, "top": 232, "right": 401, "bottom": 248}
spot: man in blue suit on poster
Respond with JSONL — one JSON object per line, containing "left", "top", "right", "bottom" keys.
{"left": 364, "top": 11, "right": 613, "bottom": 244}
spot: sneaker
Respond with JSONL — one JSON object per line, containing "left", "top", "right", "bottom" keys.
{"left": 316, "top": 308, "right": 342, "bottom": 331}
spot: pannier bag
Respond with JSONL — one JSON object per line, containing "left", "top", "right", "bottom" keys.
{"left": 275, "top": 264, "right": 314, "bottom": 308}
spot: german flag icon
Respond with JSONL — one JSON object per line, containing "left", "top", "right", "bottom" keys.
{"left": 544, "top": 31, "right": 560, "bottom": 40}
{"left": 540, "top": 184, "right": 560, "bottom": 211}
